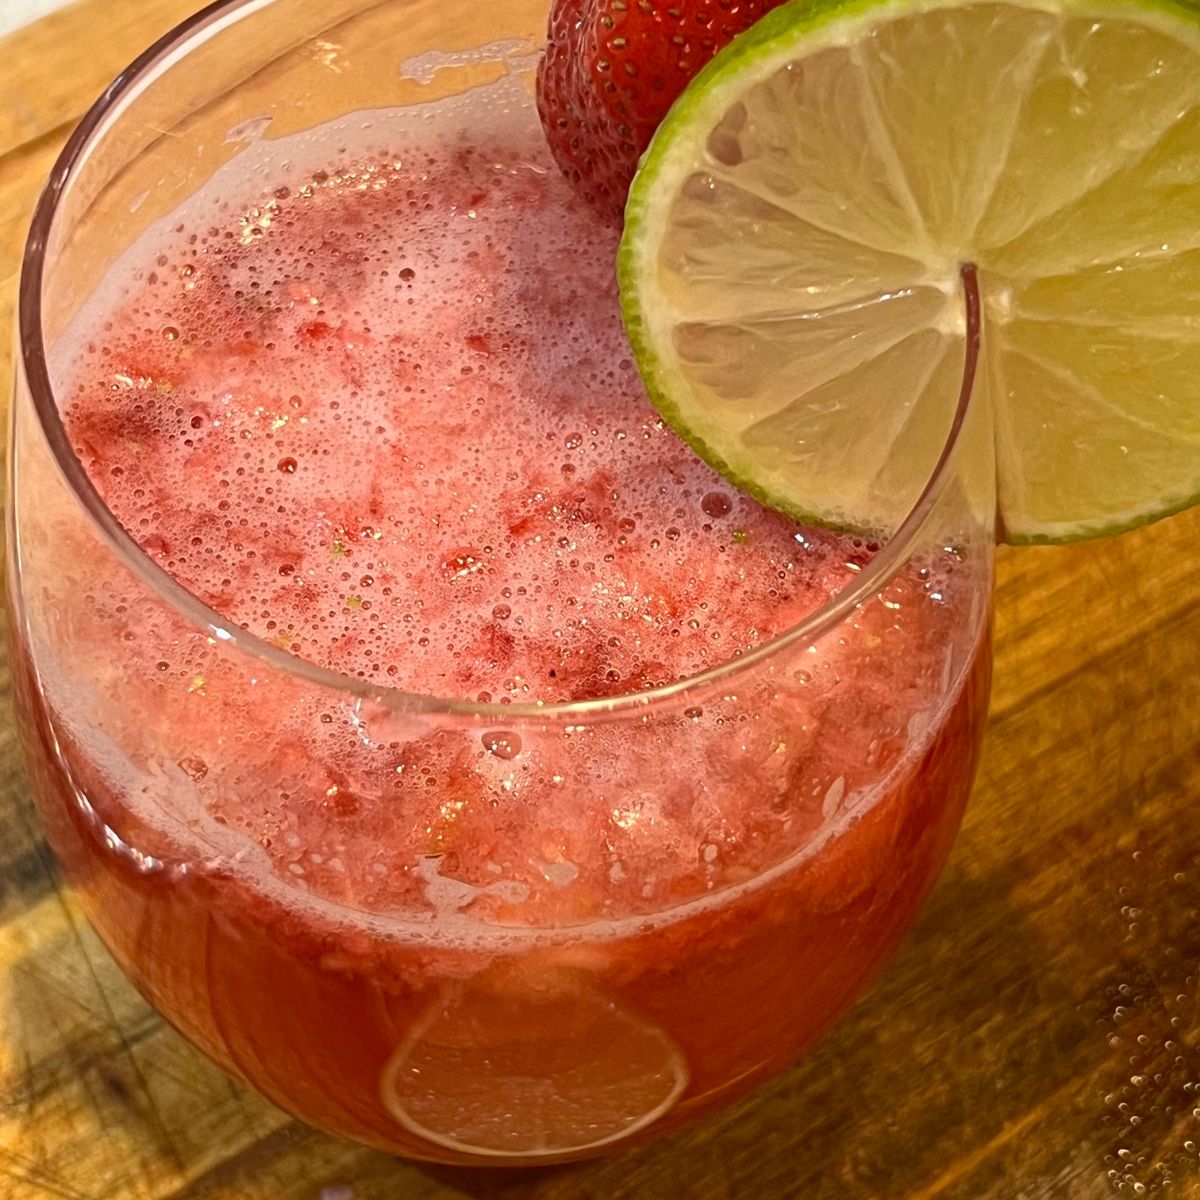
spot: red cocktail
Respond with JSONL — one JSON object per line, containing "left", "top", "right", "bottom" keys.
{"left": 11, "top": 0, "right": 992, "bottom": 1164}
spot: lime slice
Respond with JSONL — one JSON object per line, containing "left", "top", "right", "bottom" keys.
{"left": 380, "top": 968, "right": 688, "bottom": 1158}
{"left": 619, "top": 0, "right": 1200, "bottom": 543}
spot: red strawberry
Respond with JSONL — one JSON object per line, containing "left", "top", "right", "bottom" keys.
{"left": 537, "top": 0, "right": 787, "bottom": 220}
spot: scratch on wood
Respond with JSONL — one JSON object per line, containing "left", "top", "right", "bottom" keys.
{"left": 0, "top": 118, "right": 76, "bottom": 179}
{"left": 21, "top": 807, "right": 188, "bottom": 1177}
{"left": 904, "top": 1076, "right": 1093, "bottom": 1200}
{"left": 0, "top": 1149, "right": 95, "bottom": 1200}
{"left": 157, "top": 1122, "right": 310, "bottom": 1200}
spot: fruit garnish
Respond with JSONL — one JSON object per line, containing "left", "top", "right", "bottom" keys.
{"left": 537, "top": 0, "right": 789, "bottom": 219}
{"left": 619, "top": 0, "right": 1200, "bottom": 543}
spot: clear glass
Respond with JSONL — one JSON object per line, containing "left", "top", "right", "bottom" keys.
{"left": 10, "top": 0, "right": 995, "bottom": 1167}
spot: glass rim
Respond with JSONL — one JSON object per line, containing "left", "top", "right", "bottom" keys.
{"left": 17, "top": 0, "right": 981, "bottom": 722}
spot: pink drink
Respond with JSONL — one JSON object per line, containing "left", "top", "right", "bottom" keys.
{"left": 13, "top": 78, "right": 990, "bottom": 1162}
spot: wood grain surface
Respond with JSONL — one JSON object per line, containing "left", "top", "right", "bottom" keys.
{"left": 3, "top": 2, "right": 1200, "bottom": 1197}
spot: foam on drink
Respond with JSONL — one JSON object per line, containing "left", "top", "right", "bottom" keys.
{"left": 44, "top": 81, "right": 978, "bottom": 934}
{"left": 64, "top": 119, "right": 874, "bottom": 702}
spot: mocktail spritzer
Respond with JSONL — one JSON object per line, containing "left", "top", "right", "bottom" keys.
{"left": 10, "top": 23, "right": 991, "bottom": 1166}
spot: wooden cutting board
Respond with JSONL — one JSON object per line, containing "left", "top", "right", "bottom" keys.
{"left": 3, "top": 2, "right": 1200, "bottom": 1196}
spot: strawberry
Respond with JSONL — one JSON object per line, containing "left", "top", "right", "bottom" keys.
{"left": 536, "top": 0, "right": 787, "bottom": 220}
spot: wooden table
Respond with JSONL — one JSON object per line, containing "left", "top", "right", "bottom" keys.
{"left": 3, "top": 2, "right": 1200, "bottom": 1196}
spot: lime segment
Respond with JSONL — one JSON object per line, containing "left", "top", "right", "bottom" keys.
{"left": 381, "top": 969, "right": 688, "bottom": 1157}
{"left": 620, "top": 0, "right": 1200, "bottom": 543}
